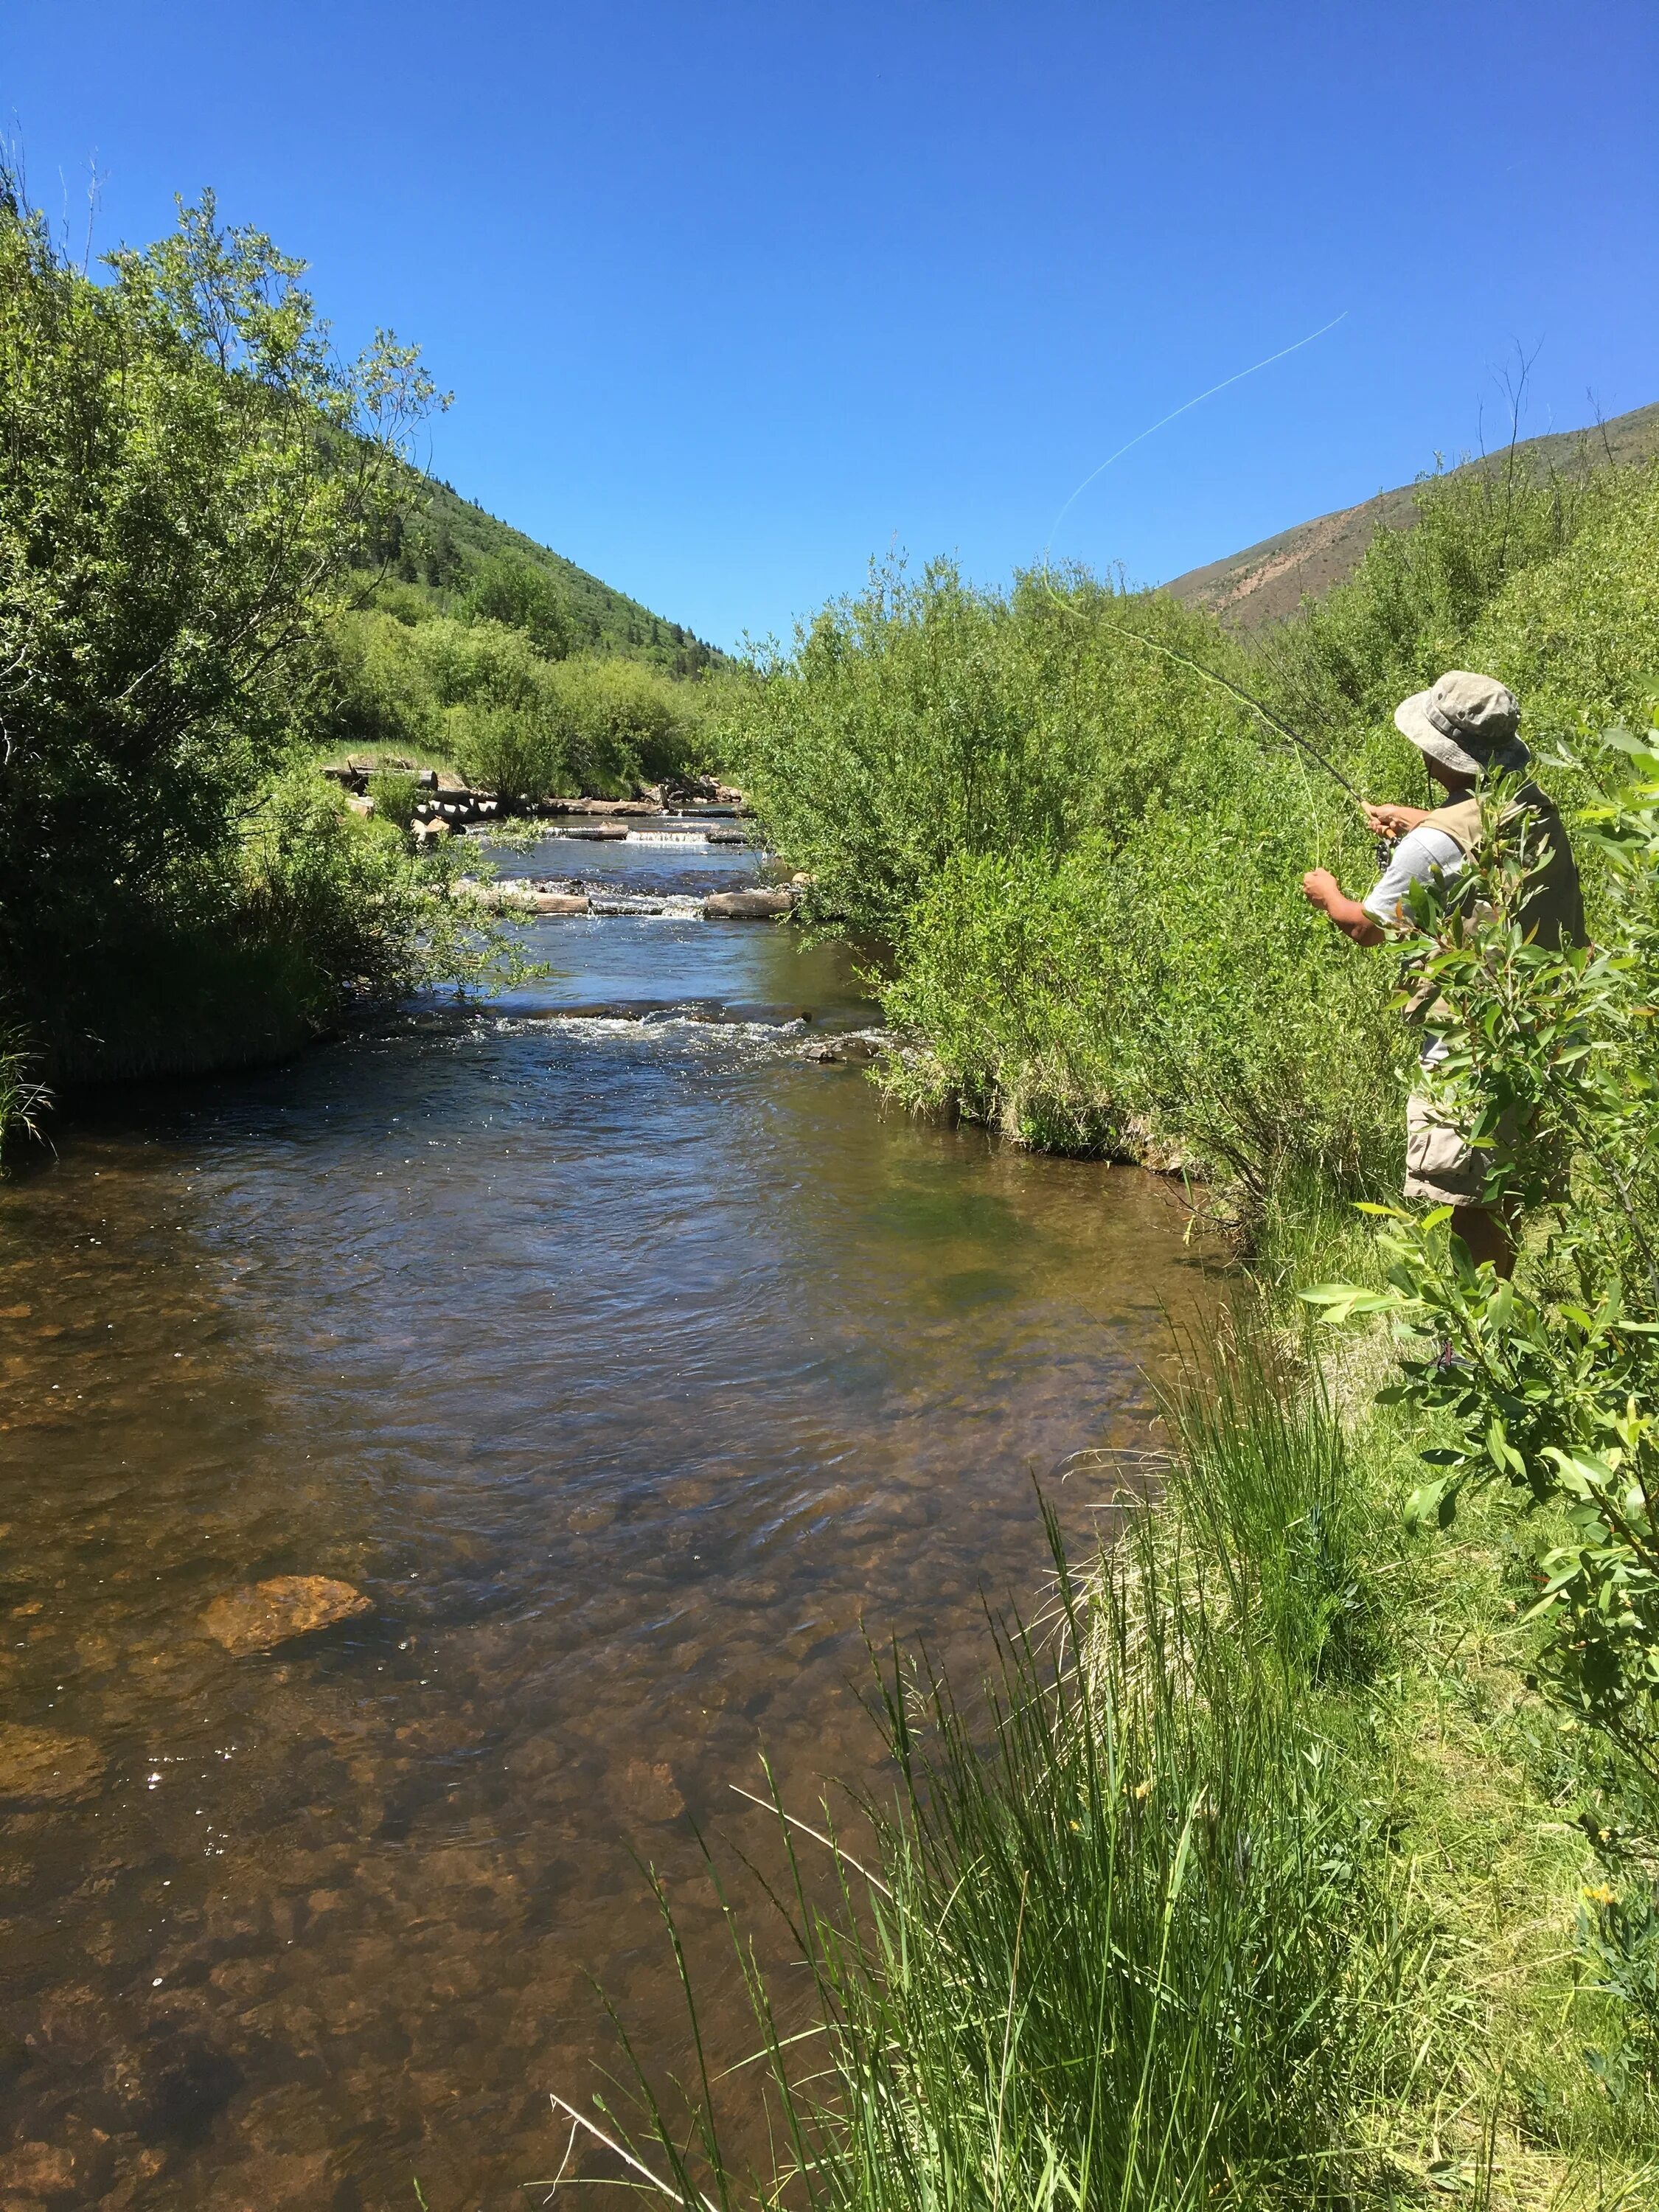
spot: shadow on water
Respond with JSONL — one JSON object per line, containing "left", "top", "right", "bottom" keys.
{"left": 0, "top": 835, "right": 1220, "bottom": 2208}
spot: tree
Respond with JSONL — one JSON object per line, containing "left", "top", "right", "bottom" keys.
{"left": 0, "top": 176, "right": 445, "bottom": 1039}
{"left": 461, "top": 553, "right": 574, "bottom": 659}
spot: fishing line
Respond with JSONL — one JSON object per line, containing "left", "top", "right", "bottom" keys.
{"left": 1034, "top": 309, "right": 1369, "bottom": 843}
{"left": 1041, "top": 311, "right": 1349, "bottom": 561}
{"left": 1066, "top": 614, "right": 1365, "bottom": 804}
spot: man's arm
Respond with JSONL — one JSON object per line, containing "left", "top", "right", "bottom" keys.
{"left": 1301, "top": 868, "right": 1385, "bottom": 945}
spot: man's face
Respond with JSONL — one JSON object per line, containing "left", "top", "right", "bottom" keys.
{"left": 1425, "top": 754, "right": 1472, "bottom": 797}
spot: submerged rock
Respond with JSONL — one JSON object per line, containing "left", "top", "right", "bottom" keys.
{"left": 622, "top": 1759, "right": 685, "bottom": 1823}
{"left": 0, "top": 2139, "right": 77, "bottom": 2196}
{"left": 800, "top": 1032, "right": 887, "bottom": 1065}
{"left": 0, "top": 1725, "right": 103, "bottom": 1804}
{"left": 201, "top": 1577, "right": 372, "bottom": 1658}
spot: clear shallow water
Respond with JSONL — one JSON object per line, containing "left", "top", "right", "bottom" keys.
{"left": 0, "top": 835, "right": 1217, "bottom": 2209}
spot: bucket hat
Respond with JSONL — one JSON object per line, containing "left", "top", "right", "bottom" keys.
{"left": 1394, "top": 670, "right": 1528, "bottom": 778}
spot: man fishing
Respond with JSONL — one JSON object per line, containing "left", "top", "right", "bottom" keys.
{"left": 1298, "top": 671, "right": 1585, "bottom": 1277}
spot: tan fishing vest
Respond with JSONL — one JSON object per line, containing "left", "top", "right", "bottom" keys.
{"left": 1421, "top": 781, "right": 1587, "bottom": 950}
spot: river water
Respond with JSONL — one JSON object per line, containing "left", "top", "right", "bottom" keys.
{"left": 0, "top": 828, "right": 1215, "bottom": 2210}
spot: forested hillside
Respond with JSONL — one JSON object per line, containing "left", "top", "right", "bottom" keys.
{"left": 366, "top": 471, "right": 724, "bottom": 677}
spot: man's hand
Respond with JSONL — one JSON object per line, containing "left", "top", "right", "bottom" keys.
{"left": 1301, "top": 867, "right": 1383, "bottom": 946}
{"left": 1364, "top": 802, "right": 1431, "bottom": 842}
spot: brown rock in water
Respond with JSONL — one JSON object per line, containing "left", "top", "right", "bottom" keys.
{"left": 201, "top": 1577, "right": 372, "bottom": 1658}
{"left": 533, "top": 891, "right": 590, "bottom": 913}
{"left": 0, "top": 1725, "right": 103, "bottom": 1805}
{"left": 0, "top": 2140, "right": 76, "bottom": 2197}
{"left": 703, "top": 888, "right": 795, "bottom": 919}
{"left": 622, "top": 1758, "right": 686, "bottom": 1823}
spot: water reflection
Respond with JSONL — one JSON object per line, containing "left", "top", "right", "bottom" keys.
{"left": 0, "top": 843, "right": 1216, "bottom": 2208}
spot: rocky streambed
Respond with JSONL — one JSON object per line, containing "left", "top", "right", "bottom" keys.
{"left": 457, "top": 874, "right": 799, "bottom": 920}
{"left": 0, "top": 804, "right": 1217, "bottom": 2211}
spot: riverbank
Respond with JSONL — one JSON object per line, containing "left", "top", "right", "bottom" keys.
{"left": 569, "top": 452, "right": 1659, "bottom": 2202}
{"left": 591, "top": 1206, "right": 1659, "bottom": 2210}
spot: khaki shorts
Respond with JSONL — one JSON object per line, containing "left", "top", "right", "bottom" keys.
{"left": 1404, "top": 1091, "right": 1495, "bottom": 1207}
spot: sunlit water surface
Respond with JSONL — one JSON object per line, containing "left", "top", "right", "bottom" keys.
{"left": 0, "top": 830, "right": 1216, "bottom": 2208}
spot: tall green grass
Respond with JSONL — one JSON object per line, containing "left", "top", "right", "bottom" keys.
{"left": 0, "top": 1021, "right": 49, "bottom": 1164}
{"left": 554, "top": 1308, "right": 1659, "bottom": 2208}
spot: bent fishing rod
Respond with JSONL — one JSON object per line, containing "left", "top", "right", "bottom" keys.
{"left": 1083, "top": 603, "right": 1366, "bottom": 805}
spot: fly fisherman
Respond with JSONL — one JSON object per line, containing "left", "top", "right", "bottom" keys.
{"left": 1298, "top": 671, "right": 1585, "bottom": 1278}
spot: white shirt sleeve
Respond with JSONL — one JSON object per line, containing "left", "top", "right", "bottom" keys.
{"left": 1363, "top": 826, "right": 1466, "bottom": 926}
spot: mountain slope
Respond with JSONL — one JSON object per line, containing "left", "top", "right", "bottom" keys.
{"left": 372, "top": 472, "right": 724, "bottom": 677}
{"left": 1164, "top": 400, "right": 1659, "bottom": 631}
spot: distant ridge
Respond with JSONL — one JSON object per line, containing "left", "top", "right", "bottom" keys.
{"left": 1164, "top": 399, "right": 1659, "bottom": 632}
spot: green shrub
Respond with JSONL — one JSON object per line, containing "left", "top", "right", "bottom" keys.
{"left": 37, "top": 771, "right": 521, "bottom": 1082}
{"left": 321, "top": 618, "right": 704, "bottom": 799}
{"left": 545, "top": 653, "right": 699, "bottom": 789}
{"left": 1264, "top": 447, "right": 1614, "bottom": 745}
{"left": 726, "top": 454, "right": 1659, "bottom": 1220}
{"left": 365, "top": 765, "right": 422, "bottom": 834}
{"left": 1470, "top": 464, "right": 1659, "bottom": 749}
{"left": 0, "top": 173, "right": 447, "bottom": 1082}
{"left": 448, "top": 699, "right": 568, "bottom": 804}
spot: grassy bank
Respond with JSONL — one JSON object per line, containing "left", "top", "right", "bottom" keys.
{"left": 575, "top": 1276, "right": 1659, "bottom": 2209}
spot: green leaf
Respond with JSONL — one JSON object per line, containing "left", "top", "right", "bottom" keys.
{"left": 1298, "top": 1283, "right": 1405, "bottom": 1323}
{"left": 1405, "top": 1476, "right": 1458, "bottom": 1534}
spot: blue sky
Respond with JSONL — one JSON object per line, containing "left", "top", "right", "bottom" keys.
{"left": 6, "top": 2, "right": 1655, "bottom": 651}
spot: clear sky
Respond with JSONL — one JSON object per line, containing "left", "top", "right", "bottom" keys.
{"left": 6, "top": 1, "right": 1655, "bottom": 651}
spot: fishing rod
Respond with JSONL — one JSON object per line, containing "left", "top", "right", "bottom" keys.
{"left": 1084, "top": 606, "right": 1367, "bottom": 804}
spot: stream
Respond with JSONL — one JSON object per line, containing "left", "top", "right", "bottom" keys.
{"left": 0, "top": 825, "right": 1217, "bottom": 2210}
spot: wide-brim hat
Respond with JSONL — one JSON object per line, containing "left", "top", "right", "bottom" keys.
{"left": 1394, "top": 669, "right": 1529, "bottom": 778}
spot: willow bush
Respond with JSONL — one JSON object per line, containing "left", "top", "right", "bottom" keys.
{"left": 323, "top": 610, "right": 703, "bottom": 800}
{"left": 723, "top": 451, "right": 1659, "bottom": 1222}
